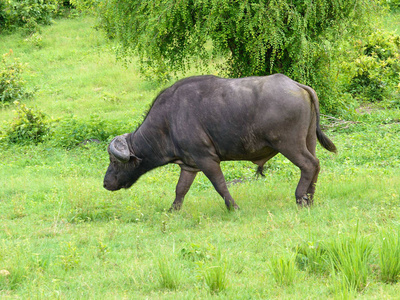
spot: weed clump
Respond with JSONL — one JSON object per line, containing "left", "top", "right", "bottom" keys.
{"left": 157, "top": 259, "right": 181, "bottom": 290}
{"left": 379, "top": 229, "right": 400, "bottom": 283}
{"left": 204, "top": 264, "right": 228, "bottom": 294}
{"left": 2, "top": 101, "right": 50, "bottom": 145}
{"left": 296, "top": 241, "right": 330, "bottom": 274}
{"left": 270, "top": 255, "right": 297, "bottom": 286}
{"left": 327, "top": 233, "right": 372, "bottom": 292}
{"left": 0, "top": 51, "right": 33, "bottom": 106}
{"left": 50, "top": 114, "right": 126, "bottom": 149}
{"left": 296, "top": 230, "right": 376, "bottom": 296}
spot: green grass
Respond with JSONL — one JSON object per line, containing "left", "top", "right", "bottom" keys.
{"left": 270, "top": 254, "right": 298, "bottom": 286}
{"left": 379, "top": 228, "right": 400, "bottom": 283}
{"left": 204, "top": 264, "right": 228, "bottom": 294}
{"left": 0, "top": 16, "right": 158, "bottom": 122}
{"left": 327, "top": 230, "right": 373, "bottom": 292}
{"left": 157, "top": 258, "right": 182, "bottom": 290}
{"left": 1, "top": 13, "right": 400, "bottom": 299}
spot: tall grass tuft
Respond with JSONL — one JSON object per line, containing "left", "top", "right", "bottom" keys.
{"left": 379, "top": 229, "right": 400, "bottom": 283}
{"left": 204, "top": 264, "right": 228, "bottom": 294}
{"left": 296, "top": 241, "right": 330, "bottom": 274}
{"left": 157, "top": 258, "right": 181, "bottom": 290}
{"left": 331, "top": 269, "right": 357, "bottom": 300}
{"left": 270, "top": 254, "right": 297, "bottom": 286}
{"left": 327, "top": 232, "right": 372, "bottom": 292}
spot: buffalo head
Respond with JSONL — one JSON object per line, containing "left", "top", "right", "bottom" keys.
{"left": 103, "top": 134, "right": 142, "bottom": 191}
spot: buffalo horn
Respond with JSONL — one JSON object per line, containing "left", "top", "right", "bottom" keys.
{"left": 109, "top": 135, "right": 130, "bottom": 162}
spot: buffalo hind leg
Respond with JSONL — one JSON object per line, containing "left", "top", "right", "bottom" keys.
{"left": 295, "top": 154, "right": 320, "bottom": 207}
{"left": 169, "top": 168, "right": 197, "bottom": 211}
{"left": 197, "top": 159, "right": 239, "bottom": 210}
{"left": 279, "top": 148, "right": 320, "bottom": 207}
{"left": 304, "top": 128, "right": 320, "bottom": 205}
{"left": 305, "top": 159, "right": 320, "bottom": 205}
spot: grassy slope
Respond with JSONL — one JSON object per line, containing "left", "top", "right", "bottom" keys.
{"left": 0, "top": 17, "right": 159, "bottom": 123}
{"left": 0, "top": 15, "right": 400, "bottom": 299}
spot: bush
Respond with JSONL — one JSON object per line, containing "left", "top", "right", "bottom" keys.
{"left": 0, "top": 51, "right": 33, "bottom": 106}
{"left": 69, "top": 0, "right": 98, "bottom": 12}
{"left": 342, "top": 29, "right": 400, "bottom": 104}
{"left": 50, "top": 114, "right": 125, "bottom": 149}
{"left": 0, "top": 0, "right": 69, "bottom": 34}
{"left": 385, "top": 0, "right": 400, "bottom": 9}
{"left": 0, "top": 1, "right": 7, "bottom": 29}
{"left": 2, "top": 101, "right": 51, "bottom": 145}
{"left": 1, "top": 108, "right": 132, "bottom": 148}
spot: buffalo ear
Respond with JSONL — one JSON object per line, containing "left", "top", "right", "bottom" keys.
{"left": 131, "top": 154, "right": 142, "bottom": 166}
{"left": 109, "top": 135, "right": 130, "bottom": 162}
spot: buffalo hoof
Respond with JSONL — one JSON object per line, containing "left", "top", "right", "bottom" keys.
{"left": 296, "top": 195, "right": 313, "bottom": 207}
{"left": 168, "top": 203, "right": 183, "bottom": 212}
{"left": 255, "top": 166, "right": 266, "bottom": 178}
{"left": 226, "top": 204, "right": 240, "bottom": 211}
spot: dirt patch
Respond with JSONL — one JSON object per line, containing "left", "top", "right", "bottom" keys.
{"left": 320, "top": 114, "right": 359, "bottom": 130}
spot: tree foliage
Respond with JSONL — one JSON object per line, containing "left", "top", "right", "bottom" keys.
{"left": 96, "top": 0, "right": 376, "bottom": 74}
{"left": 93, "top": 0, "right": 382, "bottom": 114}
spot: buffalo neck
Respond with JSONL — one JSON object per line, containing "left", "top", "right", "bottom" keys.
{"left": 128, "top": 119, "right": 174, "bottom": 169}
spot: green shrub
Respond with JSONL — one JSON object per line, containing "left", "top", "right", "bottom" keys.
{"left": 50, "top": 114, "right": 124, "bottom": 149}
{"left": 180, "top": 243, "right": 218, "bottom": 262}
{"left": 23, "top": 32, "right": 44, "bottom": 49}
{"left": 58, "top": 242, "right": 80, "bottom": 271}
{"left": 0, "top": 1, "right": 7, "bottom": 29}
{"left": 0, "top": 51, "right": 33, "bottom": 106}
{"left": 69, "top": 0, "right": 98, "bottom": 12}
{"left": 0, "top": 0, "right": 68, "bottom": 34}
{"left": 342, "top": 29, "right": 400, "bottom": 104}
{"left": 385, "top": 0, "right": 400, "bottom": 9}
{"left": 2, "top": 101, "right": 50, "bottom": 145}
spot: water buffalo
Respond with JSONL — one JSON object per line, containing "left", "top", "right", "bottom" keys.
{"left": 103, "top": 74, "right": 337, "bottom": 210}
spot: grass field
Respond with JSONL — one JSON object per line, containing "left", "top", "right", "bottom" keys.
{"left": 1, "top": 15, "right": 400, "bottom": 299}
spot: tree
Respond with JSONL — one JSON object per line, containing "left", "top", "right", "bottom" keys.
{"left": 94, "top": 0, "right": 380, "bottom": 114}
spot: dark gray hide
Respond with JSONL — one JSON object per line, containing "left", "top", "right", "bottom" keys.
{"left": 103, "top": 74, "right": 337, "bottom": 210}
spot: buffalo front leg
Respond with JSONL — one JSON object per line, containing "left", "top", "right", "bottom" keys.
{"left": 170, "top": 168, "right": 197, "bottom": 211}
{"left": 197, "top": 160, "right": 239, "bottom": 210}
